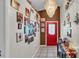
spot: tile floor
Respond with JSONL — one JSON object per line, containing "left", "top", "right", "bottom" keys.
{"left": 34, "top": 46, "right": 57, "bottom": 58}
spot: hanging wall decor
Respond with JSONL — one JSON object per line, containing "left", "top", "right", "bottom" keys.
{"left": 17, "top": 12, "right": 23, "bottom": 23}
{"left": 25, "top": 35, "right": 28, "bottom": 43}
{"left": 64, "top": 21, "right": 66, "bottom": 26}
{"left": 24, "top": 26, "right": 26, "bottom": 34}
{"left": 16, "top": 33, "right": 22, "bottom": 42}
{"left": 28, "top": 37, "right": 34, "bottom": 44}
{"left": 67, "top": 29, "right": 72, "bottom": 38}
{"left": 16, "top": 12, "right": 23, "bottom": 43}
{"left": 66, "top": 22, "right": 72, "bottom": 38}
{"left": 25, "top": 8, "right": 30, "bottom": 17}
{"left": 24, "top": 17, "right": 27, "bottom": 25}
{"left": 10, "top": 0, "right": 20, "bottom": 10}
{"left": 74, "top": 13, "right": 79, "bottom": 24}
{"left": 18, "top": 23, "right": 22, "bottom": 29}
{"left": 41, "top": 18, "right": 45, "bottom": 22}
{"left": 66, "top": 13, "right": 70, "bottom": 23}
{"left": 41, "top": 23, "right": 45, "bottom": 27}
{"left": 65, "top": 0, "right": 74, "bottom": 10}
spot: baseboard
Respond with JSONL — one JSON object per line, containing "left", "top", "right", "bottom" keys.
{"left": 32, "top": 47, "right": 40, "bottom": 58}
{"left": 40, "top": 45, "right": 46, "bottom": 47}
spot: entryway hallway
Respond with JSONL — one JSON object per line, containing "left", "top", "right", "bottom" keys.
{"left": 0, "top": 0, "right": 79, "bottom": 58}
{"left": 34, "top": 46, "right": 57, "bottom": 58}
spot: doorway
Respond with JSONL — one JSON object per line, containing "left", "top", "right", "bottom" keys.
{"left": 46, "top": 21, "right": 58, "bottom": 46}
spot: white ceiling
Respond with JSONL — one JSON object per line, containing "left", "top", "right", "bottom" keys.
{"left": 29, "top": 0, "right": 63, "bottom": 11}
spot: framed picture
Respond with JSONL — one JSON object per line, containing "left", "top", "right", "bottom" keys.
{"left": 64, "top": 21, "right": 66, "bottom": 26}
{"left": 27, "top": 19, "right": 30, "bottom": 24}
{"left": 17, "top": 12, "right": 23, "bottom": 23}
{"left": 66, "top": 13, "right": 70, "bottom": 23}
{"left": 41, "top": 28, "right": 44, "bottom": 32}
{"left": 74, "top": 13, "right": 79, "bottom": 24}
{"left": 65, "top": 0, "right": 74, "bottom": 10}
{"left": 34, "top": 32, "right": 36, "bottom": 37}
{"left": 10, "top": 0, "right": 20, "bottom": 10}
{"left": 67, "top": 29, "right": 72, "bottom": 38}
{"left": 41, "top": 18, "right": 45, "bottom": 22}
{"left": 35, "top": 28, "right": 37, "bottom": 32}
{"left": 69, "top": 22, "right": 71, "bottom": 27}
{"left": 41, "top": 23, "right": 45, "bottom": 27}
{"left": 24, "top": 17, "right": 27, "bottom": 25}
{"left": 28, "top": 37, "right": 34, "bottom": 44}
{"left": 25, "top": 8, "right": 30, "bottom": 17}
{"left": 25, "top": 35, "right": 28, "bottom": 43}
{"left": 34, "top": 22, "right": 37, "bottom": 27}
{"left": 18, "top": 23, "right": 22, "bottom": 29}
{"left": 16, "top": 33, "right": 22, "bottom": 42}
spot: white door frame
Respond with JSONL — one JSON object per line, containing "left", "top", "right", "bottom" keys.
{"left": 45, "top": 21, "right": 58, "bottom": 46}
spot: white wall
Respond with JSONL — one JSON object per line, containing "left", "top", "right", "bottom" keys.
{"left": 60, "top": 0, "right": 79, "bottom": 57}
{"left": 5, "top": 0, "right": 40, "bottom": 58}
{"left": 0, "top": 0, "right": 5, "bottom": 57}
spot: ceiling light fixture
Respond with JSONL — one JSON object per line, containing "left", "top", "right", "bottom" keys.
{"left": 44, "top": 0, "right": 57, "bottom": 18}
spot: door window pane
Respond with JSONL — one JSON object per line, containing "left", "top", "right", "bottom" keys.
{"left": 48, "top": 24, "right": 55, "bottom": 35}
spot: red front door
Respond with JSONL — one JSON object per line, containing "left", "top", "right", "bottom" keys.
{"left": 46, "top": 21, "right": 58, "bottom": 46}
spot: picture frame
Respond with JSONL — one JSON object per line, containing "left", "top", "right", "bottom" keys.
{"left": 24, "top": 17, "right": 27, "bottom": 25}
{"left": 41, "top": 18, "right": 45, "bottom": 22}
{"left": 28, "top": 37, "right": 34, "bottom": 44}
{"left": 66, "top": 13, "right": 70, "bottom": 23}
{"left": 10, "top": 0, "right": 20, "bottom": 10}
{"left": 34, "top": 22, "right": 37, "bottom": 27}
{"left": 17, "top": 12, "right": 23, "bottom": 23}
{"left": 65, "top": 0, "right": 74, "bottom": 10}
{"left": 25, "top": 35, "right": 28, "bottom": 43}
{"left": 41, "top": 23, "right": 45, "bottom": 27}
{"left": 34, "top": 32, "right": 36, "bottom": 37}
{"left": 64, "top": 21, "right": 66, "bottom": 26}
{"left": 67, "top": 29, "right": 72, "bottom": 38}
{"left": 16, "top": 33, "right": 22, "bottom": 43}
{"left": 25, "top": 8, "right": 30, "bottom": 17}
{"left": 74, "top": 13, "right": 79, "bottom": 24}
{"left": 41, "top": 28, "right": 44, "bottom": 32}
{"left": 18, "top": 23, "right": 22, "bottom": 29}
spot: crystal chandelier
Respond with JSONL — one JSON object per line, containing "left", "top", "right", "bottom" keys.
{"left": 44, "top": 0, "right": 57, "bottom": 18}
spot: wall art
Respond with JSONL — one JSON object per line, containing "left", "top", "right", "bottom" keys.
{"left": 10, "top": 0, "right": 20, "bottom": 10}
{"left": 65, "top": 0, "right": 74, "bottom": 10}
{"left": 41, "top": 23, "right": 45, "bottom": 27}
{"left": 16, "top": 33, "right": 22, "bottom": 42}
{"left": 34, "top": 22, "right": 37, "bottom": 27}
{"left": 74, "top": 13, "right": 79, "bottom": 24}
{"left": 25, "top": 21, "right": 34, "bottom": 36}
{"left": 24, "top": 17, "right": 27, "bottom": 25}
{"left": 25, "top": 8, "right": 30, "bottom": 17}
{"left": 25, "top": 35, "right": 28, "bottom": 43}
{"left": 41, "top": 28, "right": 44, "bottom": 32}
{"left": 28, "top": 37, "right": 34, "bottom": 44}
{"left": 66, "top": 13, "right": 70, "bottom": 23}
{"left": 18, "top": 23, "right": 22, "bottom": 29}
{"left": 64, "top": 21, "right": 66, "bottom": 26}
{"left": 17, "top": 12, "right": 23, "bottom": 23}
{"left": 67, "top": 29, "right": 72, "bottom": 38}
{"left": 41, "top": 18, "right": 45, "bottom": 22}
